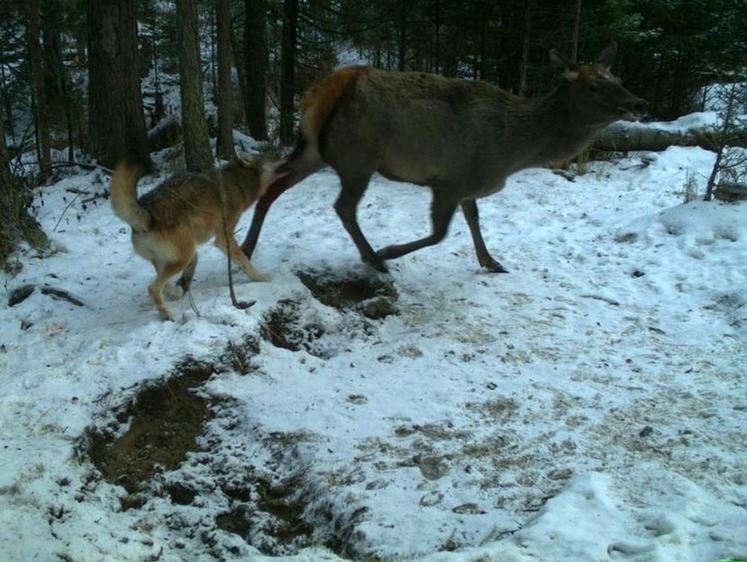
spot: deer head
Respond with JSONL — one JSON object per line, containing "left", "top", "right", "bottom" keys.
{"left": 550, "top": 43, "right": 647, "bottom": 125}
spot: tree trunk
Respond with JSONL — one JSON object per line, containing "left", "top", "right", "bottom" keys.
{"left": 87, "top": 0, "right": 149, "bottom": 168}
{"left": 43, "top": 0, "right": 80, "bottom": 161}
{"left": 518, "top": 0, "right": 532, "bottom": 95}
{"left": 229, "top": 20, "right": 247, "bottom": 126}
{"left": 176, "top": 0, "right": 213, "bottom": 171}
{"left": 279, "top": 0, "right": 298, "bottom": 146}
{"left": 215, "top": 0, "right": 237, "bottom": 160}
{"left": 432, "top": 0, "right": 441, "bottom": 74}
{"left": 0, "top": 114, "right": 48, "bottom": 264}
{"left": 25, "top": 0, "right": 52, "bottom": 179}
{"left": 244, "top": 0, "right": 268, "bottom": 141}
{"left": 398, "top": 2, "right": 408, "bottom": 72}
{"left": 570, "top": 0, "right": 582, "bottom": 63}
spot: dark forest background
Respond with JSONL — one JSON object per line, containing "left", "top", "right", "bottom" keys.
{"left": 1, "top": 0, "right": 746, "bottom": 261}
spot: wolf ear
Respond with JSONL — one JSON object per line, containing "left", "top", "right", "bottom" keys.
{"left": 237, "top": 151, "right": 259, "bottom": 167}
{"left": 261, "top": 160, "right": 291, "bottom": 187}
{"left": 549, "top": 49, "right": 579, "bottom": 80}
{"left": 595, "top": 42, "right": 618, "bottom": 71}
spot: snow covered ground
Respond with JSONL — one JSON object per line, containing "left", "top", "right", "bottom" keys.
{"left": 1, "top": 143, "right": 746, "bottom": 561}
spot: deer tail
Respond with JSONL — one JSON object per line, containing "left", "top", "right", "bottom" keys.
{"left": 299, "top": 66, "right": 367, "bottom": 144}
{"left": 109, "top": 157, "right": 152, "bottom": 232}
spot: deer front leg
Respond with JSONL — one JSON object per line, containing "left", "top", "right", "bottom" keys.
{"left": 461, "top": 199, "right": 508, "bottom": 273}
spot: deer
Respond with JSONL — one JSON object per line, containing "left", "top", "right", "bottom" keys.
{"left": 240, "top": 43, "right": 646, "bottom": 273}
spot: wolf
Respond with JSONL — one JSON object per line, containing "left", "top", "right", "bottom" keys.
{"left": 110, "top": 153, "right": 283, "bottom": 320}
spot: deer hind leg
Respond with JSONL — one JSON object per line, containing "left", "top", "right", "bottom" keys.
{"left": 215, "top": 230, "right": 269, "bottom": 282}
{"left": 241, "top": 178, "right": 290, "bottom": 258}
{"left": 460, "top": 199, "right": 508, "bottom": 273}
{"left": 174, "top": 254, "right": 198, "bottom": 295}
{"left": 334, "top": 172, "right": 386, "bottom": 271}
{"left": 241, "top": 138, "right": 324, "bottom": 258}
{"left": 376, "top": 190, "right": 458, "bottom": 264}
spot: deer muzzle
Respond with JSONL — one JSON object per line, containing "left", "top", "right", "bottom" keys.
{"left": 620, "top": 98, "right": 648, "bottom": 121}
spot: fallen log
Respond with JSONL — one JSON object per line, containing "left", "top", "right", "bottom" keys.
{"left": 592, "top": 112, "right": 747, "bottom": 153}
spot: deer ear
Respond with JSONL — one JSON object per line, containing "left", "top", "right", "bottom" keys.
{"left": 596, "top": 42, "right": 618, "bottom": 71}
{"left": 550, "top": 49, "right": 579, "bottom": 80}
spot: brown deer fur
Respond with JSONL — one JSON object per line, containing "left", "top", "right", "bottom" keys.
{"left": 241, "top": 43, "right": 646, "bottom": 273}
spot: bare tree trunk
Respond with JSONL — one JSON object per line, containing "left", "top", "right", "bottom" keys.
{"left": 432, "top": 0, "right": 441, "bottom": 74}
{"left": 0, "top": 115, "right": 48, "bottom": 263}
{"left": 215, "top": 0, "right": 237, "bottom": 160}
{"left": 398, "top": 2, "right": 408, "bottom": 72}
{"left": 176, "top": 0, "right": 213, "bottom": 171}
{"left": 25, "top": 0, "right": 52, "bottom": 179}
{"left": 244, "top": 0, "right": 268, "bottom": 141}
{"left": 279, "top": 0, "right": 298, "bottom": 145}
{"left": 88, "top": 0, "right": 150, "bottom": 168}
{"left": 518, "top": 0, "right": 533, "bottom": 95}
{"left": 43, "top": 0, "right": 80, "bottom": 161}
{"left": 229, "top": 21, "right": 247, "bottom": 126}
{"left": 570, "top": 0, "right": 582, "bottom": 63}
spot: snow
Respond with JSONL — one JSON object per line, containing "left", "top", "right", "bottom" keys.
{"left": 1, "top": 142, "right": 746, "bottom": 561}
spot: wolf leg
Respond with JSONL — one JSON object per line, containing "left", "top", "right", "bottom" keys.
{"left": 148, "top": 259, "right": 192, "bottom": 320}
{"left": 215, "top": 234, "right": 269, "bottom": 282}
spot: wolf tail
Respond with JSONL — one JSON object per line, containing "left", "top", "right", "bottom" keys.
{"left": 110, "top": 158, "right": 152, "bottom": 232}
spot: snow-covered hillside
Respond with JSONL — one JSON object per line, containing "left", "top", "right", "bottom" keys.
{"left": 1, "top": 143, "right": 745, "bottom": 561}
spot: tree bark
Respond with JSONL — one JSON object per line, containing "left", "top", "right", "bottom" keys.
{"left": 215, "top": 0, "right": 237, "bottom": 160}
{"left": 244, "top": 0, "right": 268, "bottom": 141}
{"left": 398, "top": 2, "right": 408, "bottom": 72}
{"left": 42, "top": 0, "right": 77, "bottom": 161}
{"left": 176, "top": 0, "right": 213, "bottom": 171}
{"left": 518, "top": 0, "right": 532, "bottom": 95}
{"left": 570, "top": 0, "right": 582, "bottom": 63}
{"left": 87, "top": 0, "right": 149, "bottom": 168}
{"left": 25, "top": 0, "right": 52, "bottom": 179}
{"left": 0, "top": 113, "right": 48, "bottom": 263}
{"left": 279, "top": 0, "right": 298, "bottom": 146}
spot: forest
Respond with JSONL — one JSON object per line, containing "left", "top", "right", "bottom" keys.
{"left": 1, "top": 0, "right": 746, "bottom": 263}
{"left": 1, "top": 2, "right": 746, "bottom": 560}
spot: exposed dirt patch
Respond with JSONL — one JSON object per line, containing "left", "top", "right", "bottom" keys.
{"left": 215, "top": 473, "right": 314, "bottom": 552}
{"left": 79, "top": 348, "right": 364, "bottom": 557}
{"left": 85, "top": 358, "right": 216, "bottom": 495}
{"left": 257, "top": 269, "right": 398, "bottom": 357}
{"left": 259, "top": 298, "right": 325, "bottom": 354}
{"left": 296, "top": 268, "right": 398, "bottom": 319}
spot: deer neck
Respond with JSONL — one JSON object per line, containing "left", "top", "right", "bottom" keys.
{"left": 525, "top": 83, "right": 601, "bottom": 165}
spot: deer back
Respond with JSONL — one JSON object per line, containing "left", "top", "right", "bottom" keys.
{"left": 302, "top": 43, "right": 645, "bottom": 200}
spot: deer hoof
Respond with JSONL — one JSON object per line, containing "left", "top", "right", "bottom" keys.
{"left": 366, "top": 256, "right": 389, "bottom": 273}
{"left": 483, "top": 260, "right": 509, "bottom": 274}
